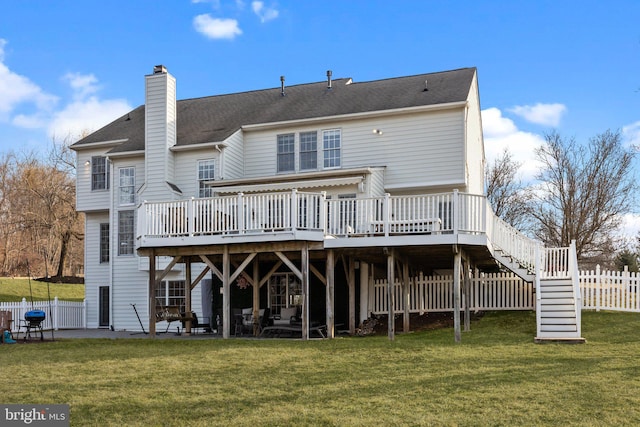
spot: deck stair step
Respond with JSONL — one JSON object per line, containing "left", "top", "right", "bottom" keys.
{"left": 535, "top": 276, "right": 585, "bottom": 343}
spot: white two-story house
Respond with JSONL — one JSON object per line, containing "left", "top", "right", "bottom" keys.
{"left": 71, "top": 65, "right": 583, "bottom": 342}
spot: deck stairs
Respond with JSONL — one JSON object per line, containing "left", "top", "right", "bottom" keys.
{"left": 491, "top": 225, "right": 585, "bottom": 343}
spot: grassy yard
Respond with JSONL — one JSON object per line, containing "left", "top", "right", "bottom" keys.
{"left": 0, "top": 277, "right": 84, "bottom": 302}
{"left": 1, "top": 310, "right": 639, "bottom": 426}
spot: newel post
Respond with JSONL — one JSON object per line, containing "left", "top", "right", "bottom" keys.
{"left": 452, "top": 189, "right": 459, "bottom": 234}
{"left": 596, "top": 264, "right": 601, "bottom": 312}
{"left": 188, "top": 197, "right": 195, "bottom": 236}
{"left": 291, "top": 189, "right": 298, "bottom": 230}
{"left": 237, "top": 192, "right": 244, "bottom": 233}
{"left": 383, "top": 193, "right": 391, "bottom": 237}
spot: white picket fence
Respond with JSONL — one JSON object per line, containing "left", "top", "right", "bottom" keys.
{"left": 0, "top": 298, "right": 86, "bottom": 332}
{"left": 372, "top": 272, "right": 535, "bottom": 314}
{"left": 372, "top": 268, "right": 640, "bottom": 314}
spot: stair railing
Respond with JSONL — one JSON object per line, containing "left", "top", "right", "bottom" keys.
{"left": 569, "top": 240, "right": 581, "bottom": 337}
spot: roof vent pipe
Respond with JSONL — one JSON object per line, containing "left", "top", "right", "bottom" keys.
{"left": 423, "top": 79, "right": 428, "bottom": 91}
{"left": 327, "top": 70, "right": 332, "bottom": 89}
{"left": 280, "top": 76, "right": 285, "bottom": 96}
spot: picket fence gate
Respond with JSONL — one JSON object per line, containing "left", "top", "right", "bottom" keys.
{"left": 0, "top": 297, "right": 86, "bottom": 332}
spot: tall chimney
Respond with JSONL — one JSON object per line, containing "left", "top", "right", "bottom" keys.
{"left": 143, "top": 65, "right": 177, "bottom": 198}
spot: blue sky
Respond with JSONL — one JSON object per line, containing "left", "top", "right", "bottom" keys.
{"left": 1, "top": 0, "right": 640, "bottom": 234}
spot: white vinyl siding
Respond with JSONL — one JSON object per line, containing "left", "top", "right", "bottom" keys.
{"left": 221, "top": 130, "right": 244, "bottom": 179}
{"left": 75, "top": 148, "right": 113, "bottom": 212}
{"left": 118, "top": 167, "right": 135, "bottom": 205}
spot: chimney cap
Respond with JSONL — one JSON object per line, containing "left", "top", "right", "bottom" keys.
{"left": 153, "top": 65, "right": 167, "bottom": 74}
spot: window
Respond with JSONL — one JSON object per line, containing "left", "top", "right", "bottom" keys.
{"left": 118, "top": 211, "right": 134, "bottom": 255}
{"left": 99, "top": 223, "right": 109, "bottom": 263}
{"left": 299, "top": 131, "right": 317, "bottom": 170}
{"left": 197, "top": 159, "right": 215, "bottom": 198}
{"left": 155, "top": 280, "right": 186, "bottom": 308}
{"left": 119, "top": 167, "right": 135, "bottom": 205}
{"left": 277, "top": 134, "right": 295, "bottom": 173}
{"left": 91, "top": 156, "right": 110, "bottom": 191}
{"left": 323, "top": 129, "right": 341, "bottom": 168}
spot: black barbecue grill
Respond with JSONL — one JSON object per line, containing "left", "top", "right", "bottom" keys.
{"left": 21, "top": 309, "right": 45, "bottom": 341}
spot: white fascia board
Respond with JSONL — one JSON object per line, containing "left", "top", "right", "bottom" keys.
{"left": 170, "top": 141, "right": 229, "bottom": 152}
{"left": 70, "top": 139, "right": 128, "bottom": 151}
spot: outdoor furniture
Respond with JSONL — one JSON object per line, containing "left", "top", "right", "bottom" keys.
{"left": 272, "top": 307, "right": 298, "bottom": 326}
{"left": 181, "top": 311, "right": 211, "bottom": 334}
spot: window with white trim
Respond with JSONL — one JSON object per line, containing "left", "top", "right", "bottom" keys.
{"left": 118, "top": 167, "right": 135, "bottom": 205}
{"left": 155, "top": 280, "right": 186, "bottom": 308}
{"left": 197, "top": 159, "right": 215, "bottom": 198}
{"left": 299, "top": 131, "right": 317, "bottom": 171}
{"left": 118, "top": 211, "right": 134, "bottom": 256}
{"left": 323, "top": 129, "right": 341, "bottom": 168}
{"left": 99, "top": 223, "right": 109, "bottom": 263}
{"left": 91, "top": 156, "right": 110, "bottom": 191}
{"left": 277, "top": 133, "right": 295, "bottom": 173}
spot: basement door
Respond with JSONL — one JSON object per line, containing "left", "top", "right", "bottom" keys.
{"left": 99, "top": 286, "right": 110, "bottom": 327}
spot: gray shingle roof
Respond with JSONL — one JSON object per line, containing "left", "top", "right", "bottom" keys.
{"left": 71, "top": 67, "right": 476, "bottom": 153}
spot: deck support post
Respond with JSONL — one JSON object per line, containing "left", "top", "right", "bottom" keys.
{"left": 148, "top": 249, "right": 156, "bottom": 337}
{"left": 185, "top": 256, "right": 192, "bottom": 334}
{"left": 453, "top": 246, "right": 461, "bottom": 343}
{"left": 326, "top": 250, "right": 335, "bottom": 338}
{"left": 386, "top": 247, "right": 395, "bottom": 341}
{"left": 463, "top": 258, "right": 471, "bottom": 332}
{"left": 348, "top": 256, "right": 356, "bottom": 334}
{"left": 403, "top": 261, "right": 410, "bottom": 333}
{"left": 252, "top": 256, "right": 260, "bottom": 336}
{"left": 222, "top": 245, "right": 230, "bottom": 339}
{"left": 359, "top": 262, "right": 369, "bottom": 324}
{"left": 301, "top": 242, "right": 309, "bottom": 340}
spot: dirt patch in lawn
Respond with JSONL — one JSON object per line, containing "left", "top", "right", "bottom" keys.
{"left": 362, "top": 311, "right": 485, "bottom": 335}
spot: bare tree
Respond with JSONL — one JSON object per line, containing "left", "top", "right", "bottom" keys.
{"left": 531, "top": 130, "right": 636, "bottom": 266}
{"left": 485, "top": 148, "right": 532, "bottom": 230}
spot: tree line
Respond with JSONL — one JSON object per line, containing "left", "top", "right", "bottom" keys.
{"left": 486, "top": 129, "right": 638, "bottom": 270}
{"left": 0, "top": 141, "right": 83, "bottom": 279}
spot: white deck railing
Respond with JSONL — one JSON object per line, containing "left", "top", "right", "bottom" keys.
{"left": 140, "top": 190, "right": 502, "bottom": 240}
{"left": 0, "top": 297, "right": 86, "bottom": 331}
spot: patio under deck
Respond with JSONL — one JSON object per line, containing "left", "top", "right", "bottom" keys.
{"left": 136, "top": 190, "right": 536, "bottom": 341}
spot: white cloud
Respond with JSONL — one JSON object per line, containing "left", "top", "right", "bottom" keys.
{"left": 252, "top": 1, "right": 279, "bottom": 22}
{"left": 617, "top": 213, "right": 640, "bottom": 240}
{"left": 0, "top": 39, "right": 58, "bottom": 116}
{"left": 622, "top": 120, "right": 640, "bottom": 149}
{"left": 482, "top": 107, "right": 546, "bottom": 181}
{"left": 63, "top": 72, "right": 100, "bottom": 100}
{"left": 508, "top": 103, "right": 567, "bottom": 127}
{"left": 48, "top": 97, "right": 130, "bottom": 141}
{"left": 193, "top": 14, "right": 242, "bottom": 39}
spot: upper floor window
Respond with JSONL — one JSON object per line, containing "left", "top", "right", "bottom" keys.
{"left": 91, "top": 156, "right": 110, "bottom": 191}
{"left": 299, "top": 131, "right": 317, "bottom": 171}
{"left": 118, "top": 210, "right": 134, "bottom": 256}
{"left": 277, "top": 134, "right": 295, "bottom": 173}
{"left": 119, "top": 167, "right": 135, "bottom": 205}
{"left": 323, "top": 129, "right": 341, "bottom": 168}
{"left": 99, "top": 223, "right": 109, "bottom": 263}
{"left": 198, "top": 159, "right": 215, "bottom": 198}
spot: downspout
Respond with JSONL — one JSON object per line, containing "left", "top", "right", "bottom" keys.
{"left": 215, "top": 144, "right": 224, "bottom": 179}
{"left": 107, "top": 156, "right": 115, "bottom": 330}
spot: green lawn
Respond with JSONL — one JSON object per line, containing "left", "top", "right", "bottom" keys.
{"left": 1, "top": 310, "right": 639, "bottom": 426}
{"left": 0, "top": 277, "right": 84, "bottom": 302}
